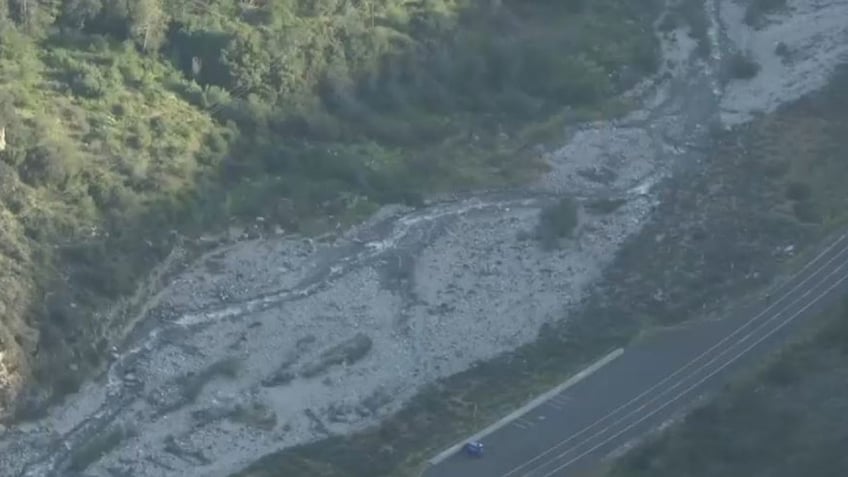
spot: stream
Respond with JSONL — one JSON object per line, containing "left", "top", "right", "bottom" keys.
{"left": 2, "top": 1, "right": 847, "bottom": 476}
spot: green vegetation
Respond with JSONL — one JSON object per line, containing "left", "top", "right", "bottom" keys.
{"left": 775, "top": 41, "right": 791, "bottom": 62}
{"left": 0, "top": 0, "right": 667, "bottom": 413}
{"left": 727, "top": 50, "right": 761, "bottom": 79}
{"left": 658, "top": 0, "right": 711, "bottom": 57}
{"left": 609, "top": 296, "right": 848, "bottom": 477}
{"left": 538, "top": 196, "right": 580, "bottom": 248}
{"left": 745, "top": 0, "right": 788, "bottom": 27}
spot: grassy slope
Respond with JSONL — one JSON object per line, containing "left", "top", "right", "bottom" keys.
{"left": 0, "top": 0, "right": 664, "bottom": 414}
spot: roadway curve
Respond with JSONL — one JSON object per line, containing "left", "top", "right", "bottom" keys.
{"left": 425, "top": 231, "right": 848, "bottom": 477}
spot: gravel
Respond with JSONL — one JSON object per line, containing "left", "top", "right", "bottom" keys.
{"left": 2, "top": 1, "right": 848, "bottom": 476}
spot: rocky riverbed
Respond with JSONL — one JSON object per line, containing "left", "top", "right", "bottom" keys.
{"left": 1, "top": 0, "right": 847, "bottom": 476}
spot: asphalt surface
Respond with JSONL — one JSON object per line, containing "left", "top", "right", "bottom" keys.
{"left": 424, "top": 231, "right": 848, "bottom": 477}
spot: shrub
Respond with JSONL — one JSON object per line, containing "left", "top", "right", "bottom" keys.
{"left": 67, "top": 63, "right": 109, "bottom": 98}
{"left": 728, "top": 51, "right": 761, "bottom": 80}
{"left": 538, "top": 197, "right": 579, "bottom": 248}
{"left": 775, "top": 41, "right": 790, "bottom": 60}
{"left": 745, "top": 0, "right": 788, "bottom": 27}
{"left": 658, "top": 12, "right": 679, "bottom": 32}
{"left": 792, "top": 200, "right": 821, "bottom": 223}
{"left": 784, "top": 181, "right": 812, "bottom": 201}
{"left": 674, "top": 0, "right": 711, "bottom": 57}
{"left": 19, "top": 143, "right": 71, "bottom": 187}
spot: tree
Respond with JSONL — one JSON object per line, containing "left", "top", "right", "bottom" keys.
{"left": 0, "top": 91, "right": 14, "bottom": 129}
{"left": 61, "top": 0, "right": 102, "bottom": 29}
{"left": 19, "top": 142, "right": 70, "bottom": 187}
{"left": 128, "top": 0, "right": 167, "bottom": 52}
{"left": 221, "top": 30, "right": 272, "bottom": 95}
{"left": 10, "top": 0, "right": 61, "bottom": 34}
{"left": 537, "top": 197, "right": 579, "bottom": 249}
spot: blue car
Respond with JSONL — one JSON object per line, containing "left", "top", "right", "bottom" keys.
{"left": 464, "top": 441, "right": 484, "bottom": 457}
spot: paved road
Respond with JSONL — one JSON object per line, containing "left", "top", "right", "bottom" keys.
{"left": 424, "top": 232, "right": 848, "bottom": 477}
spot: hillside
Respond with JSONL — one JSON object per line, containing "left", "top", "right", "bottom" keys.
{"left": 0, "top": 0, "right": 663, "bottom": 414}
{"left": 609, "top": 297, "right": 848, "bottom": 477}
{"left": 605, "top": 59, "right": 848, "bottom": 477}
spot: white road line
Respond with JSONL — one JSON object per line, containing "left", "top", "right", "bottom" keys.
{"left": 514, "top": 417, "right": 536, "bottom": 429}
{"left": 525, "top": 260, "right": 848, "bottom": 476}
{"left": 547, "top": 397, "right": 569, "bottom": 408}
{"left": 427, "top": 348, "right": 624, "bottom": 465}
{"left": 500, "top": 234, "right": 848, "bottom": 477}
{"left": 537, "top": 270, "right": 848, "bottom": 477}
{"left": 550, "top": 395, "right": 571, "bottom": 405}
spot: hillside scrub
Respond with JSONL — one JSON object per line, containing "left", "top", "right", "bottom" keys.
{"left": 727, "top": 50, "right": 761, "bottom": 79}
{"left": 537, "top": 196, "right": 580, "bottom": 249}
{"left": 745, "top": 0, "right": 788, "bottom": 27}
{"left": 608, "top": 297, "right": 848, "bottom": 477}
{"left": 0, "top": 0, "right": 663, "bottom": 415}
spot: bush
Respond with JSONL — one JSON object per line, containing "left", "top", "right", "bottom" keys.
{"left": 728, "top": 51, "right": 761, "bottom": 80}
{"left": 744, "top": 0, "right": 788, "bottom": 27}
{"left": 674, "top": 0, "right": 711, "bottom": 57}
{"left": 19, "top": 143, "right": 71, "bottom": 187}
{"left": 793, "top": 200, "right": 821, "bottom": 223}
{"left": 68, "top": 63, "right": 110, "bottom": 98}
{"left": 538, "top": 197, "right": 579, "bottom": 247}
{"left": 784, "top": 181, "right": 812, "bottom": 201}
{"left": 658, "top": 12, "right": 679, "bottom": 32}
{"left": 775, "top": 41, "right": 790, "bottom": 60}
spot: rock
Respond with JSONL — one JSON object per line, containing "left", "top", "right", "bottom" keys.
{"left": 261, "top": 370, "right": 295, "bottom": 388}
{"left": 299, "top": 333, "right": 373, "bottom": 379}
{"left": 191, "top": 405, "right": 232, "bottom": 423}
